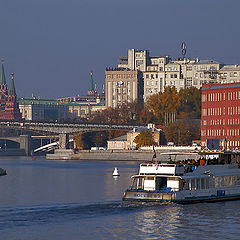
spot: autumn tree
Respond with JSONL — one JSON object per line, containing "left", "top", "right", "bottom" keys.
{"left": 90, "top": 100, "right": 144, "bottom": 124}
{"left": 139, "top": 107, "right": 154, "bottom": 124}
{"left": 134, "top": 129, "right": 153, "bottom": 148}
{"left": 179, "top": 87, "right": 201, "bottom": 119}
{"left": 74, "top": 132, "right": 86, "bottom": 149}
{"left": 146, "top": 86, "right": 181, "bottom": 124}
{"left": 164, "top": 122, "right": 191, "bottom": 146}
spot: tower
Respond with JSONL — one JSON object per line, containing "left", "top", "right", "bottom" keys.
{"left": 4, "top": 72, "right": 21, "bottom": 120}
{"left": 88, "top": 70, "right": 94, "bottom": 95}
{"left": 0, "top": 60, "right": 8, "bottom": 113}
{"left": 0, "top": 61, "right": 21, "bottom": 120}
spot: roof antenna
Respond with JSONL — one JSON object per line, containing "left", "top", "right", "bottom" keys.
{"left": 181, "top": 42, "right": 187, "bottom": 58}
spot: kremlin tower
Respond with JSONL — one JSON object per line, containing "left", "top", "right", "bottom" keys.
{"left": 0, "top": 60, "right": 21, "bottom": 120}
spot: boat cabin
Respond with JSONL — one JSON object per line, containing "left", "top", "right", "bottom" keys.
{"left": 130, "top": 163, "right": 185, "bottom": 192}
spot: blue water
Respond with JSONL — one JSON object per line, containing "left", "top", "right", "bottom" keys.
{"left": 0, "top": 157, "right": 240, "bottom": 240}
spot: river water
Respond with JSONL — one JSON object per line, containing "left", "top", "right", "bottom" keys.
{"left": 0, "top": 157, "right": 240, "bottom": 240}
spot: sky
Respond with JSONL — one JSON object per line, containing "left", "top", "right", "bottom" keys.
{"left": 0, "top": 0, "right": 239, "bottom": 99}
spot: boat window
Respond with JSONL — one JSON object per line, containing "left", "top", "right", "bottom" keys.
{"left": 155, "top": 177, "right": 167, "bottom": 190}
{"left": 229, "top": 176, "right": 233, "bottom": 186}
{"left": 131, "top": 178, "right": 138, "bottom": 190}
{"left": 184, "top": 180, "right": 190, "bottom": 190}
{"left": 137, "top": 178, "right": 143, "bottom": 190}
{"left": 215, "top": 177, "right": 219, "bottom": 188}
{"left": 191, "top": 179, "right": 196, "bottom": 190}
{"left": 201, "top": 178, "right": 205, "bottom": 189}
{"left": 219, "top": 177, "right": 224, "bottom": 187}
{"left": 224, "top": 176, "right": 229, "bottom": 186}
{"left": 146, "top": 177, "right": 154, "bottom": 180}
{"left": 237, "top": 176, "right": 240, "bottom": 185}
{"left": 233, "top": 176, "right": 236, "bottom": 185}
{"left": 206, "top": 178, "right": 209, "bottom": 189}
{"left": 196, "top": 178, "right": 201, "bottom": 189}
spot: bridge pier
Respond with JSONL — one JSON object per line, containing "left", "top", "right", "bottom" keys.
{"left": 20, "top": 135, "right": 31, "bottom": 156}
{"left": 59, "top": 133, "right": 70, "bottom": 149}
{"left": 46, "top": 133, "right": 74, "bottom": 160}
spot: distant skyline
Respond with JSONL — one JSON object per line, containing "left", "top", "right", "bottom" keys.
{"left": 1, "top": 0, "right": 239, "bottom": 99}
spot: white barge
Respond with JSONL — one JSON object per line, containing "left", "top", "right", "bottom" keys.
{"left": 122, "top": 151, "right": 240, "bottom": 203}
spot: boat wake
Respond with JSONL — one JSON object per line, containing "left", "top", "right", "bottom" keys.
{"left": 0, "top": 200, "right": 174, "bottom": 230}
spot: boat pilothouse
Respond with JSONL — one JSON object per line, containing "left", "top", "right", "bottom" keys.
{"left": 122, "top": 151, "right": 240, "bottom": 203}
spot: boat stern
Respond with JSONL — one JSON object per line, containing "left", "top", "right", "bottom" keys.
{"left": 122, "top": 189, "right": 176, "bottom": 203}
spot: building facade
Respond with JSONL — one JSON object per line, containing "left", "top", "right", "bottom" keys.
{"left": 0, "top": 62, "right": 21, "bottom": 120}
{"left": 18, "top": 98, "right": 69, "bottom": 121}
{"left": 105, "top": 69, "right": 143, "bottom": 108}
{"left": 19, "top": 96, "right": 106, "bottom": 121}
{"left": 107, "top": 124, "right": 163, "bottom": 150}
{"left": 201, "top": 83, "right": 240, "bottom": 150}
{"left": 116, "top": 49, "right": 240, "bottom": 102}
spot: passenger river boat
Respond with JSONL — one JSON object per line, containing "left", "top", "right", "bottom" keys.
{"left": 122, "top": 151, "right": 240, "bottom": 203}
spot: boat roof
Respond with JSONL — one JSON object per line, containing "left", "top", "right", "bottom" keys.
{"left": 159, "top": 152, "right": 198, "bottom": 156}
{"left": 183, "top": 164, "right": 240, "bottom": 178}
{"left": 198, "top": 150, "right": 240, "bottom": 156}
{"left": 131, "top": 174, "right": 181, "bottom": 178}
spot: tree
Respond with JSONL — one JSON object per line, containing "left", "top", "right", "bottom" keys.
{"left": 179, "top": 87, "right": 201, "bottom": 119}
{"left": 146, "top": 86, "right": 180, "bottom": 124}
{"left": 139, "top": 107, "right": 154, "bottom": 124}
{"left": 90, "top": 100, "right": 144, "bottom": 124}
{"left": 134, "top": 129, "right": 153, "bottom": 148}
{"left": 164, "top": 122, "right": 191, "bottom": 146}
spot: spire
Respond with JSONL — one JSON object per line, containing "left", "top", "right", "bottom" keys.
{"left": 10, "top": 72, "right": 16, "bottom": 96}
{"left": 0, "top": 59, "right": 6, "bottom": 85}
{"left": 88, "top": 70, "right": 94, "bottom": 95}
{"left": 89, "top": 71, "right": 94, "bottom": 91}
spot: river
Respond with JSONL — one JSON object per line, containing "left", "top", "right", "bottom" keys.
{"left": 0, "top": 157, "right": 239, "bottom": 240}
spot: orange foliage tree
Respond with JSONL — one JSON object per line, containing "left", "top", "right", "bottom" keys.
{"left": 146, "top": 86, "right": 181, "bottom": 124}
{"left": 134, "top": 129, "right": 154, "bottom": 148}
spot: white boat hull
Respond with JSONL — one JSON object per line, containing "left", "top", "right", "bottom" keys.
{"left": 123, "top": 186, "right": 240, "bottom": 204}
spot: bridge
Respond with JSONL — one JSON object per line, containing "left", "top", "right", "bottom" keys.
{"left": 0, "top": 121, "right": 145, "bottom": 156}
{"left": 0, "top": 121, "right": 143, "bottom": 134}
{"left": 0, "top": 135, "right": 59, "bottom": 156}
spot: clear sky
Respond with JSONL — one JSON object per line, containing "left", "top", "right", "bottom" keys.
{"left": 0, "top": 0, "right": 239, "bottom": 99}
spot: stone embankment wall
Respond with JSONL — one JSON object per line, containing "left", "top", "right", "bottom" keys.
{"left": 70, "top": 146, "right": 200, "bottom": 161}
{"left": 0, "top": 149, "right": 26, "bottom": 156}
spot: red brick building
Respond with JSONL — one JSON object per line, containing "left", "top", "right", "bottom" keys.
{"left": 201, "top": 83, "right": 240, "bottom": 150}
{"left": 0, "top": 62, "right": 21, "bottom": 120}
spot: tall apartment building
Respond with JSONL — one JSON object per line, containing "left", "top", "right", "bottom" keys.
{"left": 201, "top": 83, "right": 240, "bottom": 150}
{"left": 105, "top": 69, "right": 143, "bottom": 108}
{"left": 117, "top": 49, "right": 240, "bottom": 102}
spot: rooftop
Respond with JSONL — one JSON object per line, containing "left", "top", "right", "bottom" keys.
{"left": 220, "top": 65, "right": 240, "bottom": 71}
{"left": 194, "top": 60, "right": 220, "bottom": 65}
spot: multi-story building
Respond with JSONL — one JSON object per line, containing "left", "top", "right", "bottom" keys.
{"left": 218, "top": 65, "right": 240, "bottom": 84}
{"left": 19, "top": 95, "right": 106, "bottom": 120}
{"left": 116, "top": 49, "right": 240, "bottom": 102}
{"left": 18, "top": 98, "right": 69, "bottom": 121}
{"left": 105, "top": 69, "right": 143, "bottom": 108}
{"left": 0, "top": 62, "right": 21, "bottom": 120}
{"left": 201, "top": 82, "right": 240, "bottom": 150}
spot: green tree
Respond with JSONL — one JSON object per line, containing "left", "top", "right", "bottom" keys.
{"left": 134, "top": 129, "right": 153, "bottom": 148}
